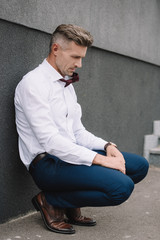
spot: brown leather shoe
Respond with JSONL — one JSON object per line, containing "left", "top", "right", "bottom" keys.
{"left": 32, "top": 192, "right": 75, "bottom": 234}
{"left": 65, "top": 208, "right": 96, "bottom": 226}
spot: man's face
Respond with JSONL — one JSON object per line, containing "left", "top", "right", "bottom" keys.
{"left": 54, "top": 41, "right": 87, "bottom": 77}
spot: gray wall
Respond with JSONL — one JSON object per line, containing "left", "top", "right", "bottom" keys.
{"left": 1, "top": 0, "right": 160, "bottom": 65}
{"left": 0, "top": 0, "right": 160, "bottom": 223}
{"left": 0, "top": 20, "right": 49, "bottom": 223}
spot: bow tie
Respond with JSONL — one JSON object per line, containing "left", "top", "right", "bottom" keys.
{"left": 59, "top": 72, "right": 79, "bottom": 87}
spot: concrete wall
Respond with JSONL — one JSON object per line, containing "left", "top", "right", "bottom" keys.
{"left": 0, "top": 0, "right": 160, "bottom": 223}
{"left": 0, "top": 20, "right": 49, "bottom": 223}
{"left": 1, "top": 0, "right": 160, "bottom": 66}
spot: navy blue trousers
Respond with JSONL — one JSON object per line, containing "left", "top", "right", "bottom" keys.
{"left": 29, "top": 150, "right": 149, "bottom": 208}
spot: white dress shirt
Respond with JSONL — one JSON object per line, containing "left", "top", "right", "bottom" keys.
{"left": 14, "top": 59, "right": 107, "bottom": 169}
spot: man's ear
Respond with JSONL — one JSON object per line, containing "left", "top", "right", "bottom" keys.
{"left": 51, "top": 43, "right": 60, "bottom": 56}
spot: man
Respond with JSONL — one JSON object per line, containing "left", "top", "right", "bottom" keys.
{"left": 15, "top": 24, "right": 149, "bottom": 234}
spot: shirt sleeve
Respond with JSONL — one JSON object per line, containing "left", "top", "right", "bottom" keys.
{"left": 16, "top": 78, "right": 98, "bottom": 166}
{"left": 73, "top": 103, "right": 108, "bottom": 150}
{"left": 70, "top": 85, "right": 108, "bottom": 150}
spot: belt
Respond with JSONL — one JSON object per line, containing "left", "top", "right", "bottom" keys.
{"left": 31, "top": 152, "right": 47, "bottom": 166}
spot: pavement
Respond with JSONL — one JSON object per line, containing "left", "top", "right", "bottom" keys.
{"left": 0, "top": 165, "right": 160, "bottom": 240}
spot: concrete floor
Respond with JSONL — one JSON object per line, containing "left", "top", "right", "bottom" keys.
{"left": 0, "top": 166, "right": 160, "bottom": 240}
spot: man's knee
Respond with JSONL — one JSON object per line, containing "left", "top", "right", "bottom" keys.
{"left": 130, "top": 156, "right": 149, "bottom": 184}
{"left": 109, "top": 177, "right": 134, "bottom": 206}
{"left": 136, "top": 157, "right": 149, "bottom": 183}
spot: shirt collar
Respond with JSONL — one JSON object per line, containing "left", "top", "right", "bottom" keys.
{"left": 41, "top": 58, "right": 63, "bottom": 82}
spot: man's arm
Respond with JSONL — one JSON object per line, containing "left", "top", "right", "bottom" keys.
{"left": 72, "top": 103, "right": 126, "bottom": 173}
{"left": 72, "top": 103, "right": 107, "bottom": 150}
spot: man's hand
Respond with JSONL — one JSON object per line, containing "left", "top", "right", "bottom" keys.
{"left": 106, "top": 145, "right": 123, "bottom": 158}
{"left": 93, "top": 147, "right": 126, "bottom": 174}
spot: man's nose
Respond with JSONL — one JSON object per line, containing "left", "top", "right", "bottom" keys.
{"left": 75, "top": 59, "right": 82, "bottom": 68}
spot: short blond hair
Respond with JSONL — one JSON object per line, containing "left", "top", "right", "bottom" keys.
{"left": 49, "top": 24, "right": 93, "bottom": 53}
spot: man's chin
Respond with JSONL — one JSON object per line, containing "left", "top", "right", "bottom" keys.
{"left": 67, "top": 72, "right": 74, "bottom": 77}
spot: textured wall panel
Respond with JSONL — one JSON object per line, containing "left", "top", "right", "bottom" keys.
{"left": 0, "top": 20, "right": 50, "bottom": 223}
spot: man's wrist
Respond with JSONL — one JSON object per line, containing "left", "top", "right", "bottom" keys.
{"left": 92, "top": 153, "right": 106, "bottom": 166}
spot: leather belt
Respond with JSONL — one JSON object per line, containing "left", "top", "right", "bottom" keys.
{"left": 31, "top": 152, "right": 47, "bottom": 166}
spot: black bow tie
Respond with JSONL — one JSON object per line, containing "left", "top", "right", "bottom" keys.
{"left": 59, "top": 72, "right": 79, "bottom": 87}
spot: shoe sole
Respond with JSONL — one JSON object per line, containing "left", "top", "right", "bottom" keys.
{"left": 32, "top": 196, "right": 75, "bottom": 234}
{"left": 67, "top": 219, "right": 97, "bottom": 226}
